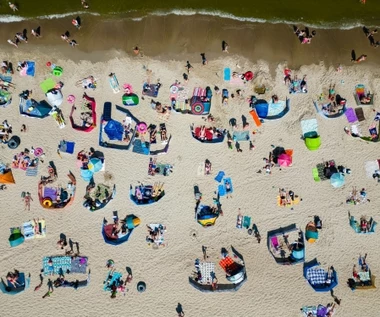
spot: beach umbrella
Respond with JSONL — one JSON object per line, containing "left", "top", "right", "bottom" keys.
{"left": 330, "top": 173, "right": 345, "bottom": 188}
{"left": 244, "top": 71, "right": 254, "bottom": 81}
{"left": 88, "top": 158, "right": 103, "bottom": 173}
{"left": 278, "top": 153, "right": 292, "bottom": 167}
{"left": 80, "top": 168, "right": 94, "bottom": 182}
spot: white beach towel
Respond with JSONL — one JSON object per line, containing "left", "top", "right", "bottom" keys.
{"left": 301, "top": 119, "right": 318, "bottom": 135}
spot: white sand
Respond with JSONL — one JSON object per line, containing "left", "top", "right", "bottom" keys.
{"left": 1, "top": 50, "right": 380, "bottom": 317}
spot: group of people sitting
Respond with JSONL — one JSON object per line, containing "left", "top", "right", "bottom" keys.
{"left": 76, "top": 76, "right": 97, "bottom": 90}
{"left": 320, "top": 84, "right": 346, "bottom": 114}
{"left": 109, "top": 215, "right": 133, "bottom": 237}
{"left": 1, "top": 61, "right": 13, "bottom": 74}
{"left": 12, "top": 148, "right": 39, "bottom": 170}
{"left": 359, "top": 93, "right": 372, "bottom": 104}
{"left": 293, "top": 25, "right": 317, "bottom": 44}
{"left": 359, "top": 216, "right": 373, "bottom": 233}
{"left": 5, "top": 269, "right": 22, "bottom": 288}
{"left": 350, "top": 254, "right": 372, "bottom": 287}
{"left": 105, "top": 268, "right": 133, "bottom": 298}
{"left": 198, "top": 125, "right": 224, "bottom": 140}
{"left": 0, "top": 120, "right": 13, "bottom": 144}
{"left": 346, "top": 187, "right": 369, "bottom": 205}
{"left": 278, "top": 188, "right": 299, "bottom": 206}
{"left": 323, "top": 161, "right": 351, "bottom": 179}
{"left": 146, "top": 224, "right": 166, "bottom": 246}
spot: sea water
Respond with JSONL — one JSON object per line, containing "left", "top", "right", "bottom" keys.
{"left": 0, "top": 0, "right": 380, "bottom": 28}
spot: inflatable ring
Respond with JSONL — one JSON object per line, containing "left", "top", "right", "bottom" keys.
{"left": 137, "top": 122, "right": 147, "bottom": 134}
{"left": 170, "top": 85, "right": 179, "bottom": 94}
{"left": 34, "top": 147, "right": 44, "bottom": 157}
{"left": 42, "top": 198, "right": 53, "bottom": 207}
{"left": 67, "top": 95, "right": 76, "bottom": 104}
{"left": 7, "top": 136, "right": 20, "bottom": 149}
{"left": 137, "top": 281, "right": 146, "bottom": 293}
{"left": 191, "top": 102, "right": 205, "bottom": 115}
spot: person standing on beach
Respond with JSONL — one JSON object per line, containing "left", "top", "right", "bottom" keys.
{"left": 72, "top": 17, "right": 81, "bottom": 30}
{"left": 222, "top": 40, "right": 229, "bottom": 53}
{"left": 200, "top": 53, "right": 207, "bottom": 65}
{"left": 31, "top": 27, "right": 41, "bottom": 38}
{"left": 9, "top": 2, "right": 18, "bottom": 12}
{"left": 185, "top": 61, "right": 193, "bottom": 74}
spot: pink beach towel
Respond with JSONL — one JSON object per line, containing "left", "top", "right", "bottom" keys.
{"left": 230, "top": 76, "right": 245, "bottom": 86}
{"left": 345, "top": 107, "right": 358, "bottom": 123}
{"left": 271, "top": 236, "right": 279, "bottom": 249}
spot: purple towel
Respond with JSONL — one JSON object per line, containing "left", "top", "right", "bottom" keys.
{"left": 345, "top": 107, "right": 358, "bottom": 123}
{"left": 44, "top": 187, "right": 57, "bottom": 200}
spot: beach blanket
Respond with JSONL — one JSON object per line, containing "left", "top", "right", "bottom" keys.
{"left": 71, "top": 256, "right": 88, "bottom": 274}
{"left": 25, "top": 159, "right": 39, "bottom": 176}
{"left": 301, "top": 119, "right": 318, "bottom": 136}
{"left": 345, "top": 107, "right": 358, "bottom": 123}
{"left": 232, "top": 130, "right": 250, "bottom": 141}
{"left": 43, "top": 187, "right": 58, "bottom": 201}
{"left": 23, "top": 219, "right": 46, "bottom": 239}
{"left": 43, "top": 256, "right": 72, "bottom": 275}
{"left": 142, "top": 83, "right": 159, "bottom": 97}
{"left": 198, "top": 262, "right": 215, "bottom": 284}
{"left": 214, "top": 171, "right": 225, "bottom": 182}
{"left": 365, "top": 161, "right": 379, "bottom": 178}
{"left": 103, "top": 271, "right": 122, "bottom": 291}
{"left": 40, "top": 78, "right": 56, "bottom": 94}
{"left": 58, "top": 140, "right": 75, "bottom": 154}
{"left": 218, "top": 177, "right": 233, "bottom": 197}
{"left": 267, "top": 101, "right": 286, "bottom": 117}
{"left": 355, "top": 107, "right": 365, "bottom": 122}
{"left": 306, "top": 268, "right": 326, "bottom": 285}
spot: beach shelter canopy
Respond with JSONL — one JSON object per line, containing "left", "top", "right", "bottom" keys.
{"left": 330, "top": 173, "right": 345, "bottom": 188}
{"left": 0, "top": 272, "right": 30, "bottom": 295}
{"left": 8, "top": 228, "right": 25, "bottom": 247}
{"left": 19, "top": 98, "right": 52, "bottom": 118}
{"left": 69, "top": 93, "right": 97, "bottom": 132}
{"left": 102, "top": 214, "right": 140, "bottom": 245}
{"left": 104, "top": 119, "right": 124, "bottom": 141}
{"left": 0, "top": 170, "right": 15, "bottom": 184}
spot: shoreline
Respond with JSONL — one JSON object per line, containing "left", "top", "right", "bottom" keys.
{"left": 0, "top": 15, "right": 379, "bottom": 70}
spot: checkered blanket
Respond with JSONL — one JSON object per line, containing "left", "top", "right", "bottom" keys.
{"left": 306, "top": 268, "right": 326, "bottom": 285}
{"left": 199, "top": 262, "right": 215, "bottom": 284}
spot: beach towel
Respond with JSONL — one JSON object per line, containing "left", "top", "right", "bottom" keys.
{"left": 214, "top": 171, "right": 225, "bottom": 182}
{"left": 103, "top": 271, "right": 122, "bottom": 291}
{"left": 40, "top": 78, "right": 56, "bottom": 94}
{"left": 43, "top": 256, "right": 72, "bottom": 275}
{"left": 249, "top": 109, "right": 262, "bottom": 127}
{"left": 58, "top": 140, "right": 75, "bottom": 154}
{"left": 345, "top": 107, "right": 358, "bottom": 123}
{"left": 230, "top": 75, "right": 244, "bottom": 85}
{"left": 23, "top": 222, "right": 35, "bottom": 240}
{"left": 233, "top": 130, "right": 250, "bottom": 141}
{"left": 142, "top": 83, "right": 159, "bottom": 98}
{"left": 271, "top": 236, "right": 279, "bottom": 249}
{"left": 223, "top": 68, "right": 231, "bottom": 81}
{"left": 312, "top": 168, "right": 320, "bottom": 182}
{"left": 365, "top": 161, "right": 379, "bottom": 178}
{"left": 109, "top": 74, "right": 120, "bottom": 94}
{"left": 26, "top": 61, "right": 35, "bottom": 77}
{"left": 355, "top": 107, "right": 365, "bottom": 122}
{"left": 25, "top": 159, "right": 39, "bottom": 176}
{"left": 243, "top": 216, "right": 251, "bottom": 229}
{"left": 218, "top": 184, "right": 226, "bottom": 196}
{"left": 301, "top": 119, "right": 318, "bottom": 136}
{"left": 0, "top": 74, "right": 12, "bottom": 83}
{"left": 43, "top": 187, "right": 58, "bottom": 201}
{"left": 71, "top": 256, "right": 88, "bottom": 274}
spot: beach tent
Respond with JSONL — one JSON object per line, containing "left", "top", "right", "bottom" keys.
{"left": 250, "top": 98, "right": 290, "bottom": 120}
{"left": 267, "top": 224, "right": 305, "bottom": 265}
{"left": 253, "top": 99, "right": 269, "bottom": 118}
{"left": 196, "top": 205, "right": 219, "bottom": 227}
{"left": 303, "top": 258, "right": 338, "bottom": 292}
{"left": 8, "top": 228, "right": 25, "bottom": 247}
{"left": 0, "top": 89, "right": 12, "bottom": 107}
{"left": 0, "top": 272, "right": 30, "bottom": 295}
{"left": 0, "top": 170, "right": 15, "bottom": 184}
{"left": 19, "top": 98, "right": 52, "bottom": 118}
{"left": 102, "top": 214, "right": 140, "bottom": 245}
{"left": 330, "top": 173, "right": 345, "bottom": 188}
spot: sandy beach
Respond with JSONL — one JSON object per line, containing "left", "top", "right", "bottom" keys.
{"left": 1, "top": 13, "right": 380, "bottom": 317}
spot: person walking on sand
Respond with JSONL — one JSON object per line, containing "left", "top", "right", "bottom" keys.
{"left": 185, "top": 61, "right": 193, "bottom": 74}
{"left": 22, "top": 192, "right": 33, "bottom": 211}
{"left": 72, "top": 17, "right": 81, "bottom": 30}
{"left": 31, "top": 27, "right": 41, "bottom": 38}
{"left": 222, "top": 40, "right": 229, "bottom": 53}
{"left": 9, "top": 2, "right": 18, "bottom": 12}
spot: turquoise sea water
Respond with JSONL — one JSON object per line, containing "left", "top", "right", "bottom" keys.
{"left": 0, "top": 0, "right": 380, "bottom": 28}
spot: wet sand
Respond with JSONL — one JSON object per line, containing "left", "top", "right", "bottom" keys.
{"left": 0, "top": 14, "right": 378, "bottom": 70}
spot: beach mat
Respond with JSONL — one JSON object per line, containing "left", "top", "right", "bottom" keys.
{"left": 109, "top": 74, "right": 120, "bottom": 94}
{"left": 365, "top": 161, "right": 379, "bottom": 178}
{"left": 223, "top": 68, "right": 231, "bottom": 81}
{"left": 355, "top": 107, "right": 365, "bottom": 122}
{"left": 43, "top": 256, "right": 72, "bottom": 275}
{"left": 40, "top": 78, "right": 56, "bottom": 94}
{"left": 345, "top": 107, "right": 358, "bottom": 123}
{"left": 214, "top": 171, "right": 225, "bottom": 182}
{"left": 26, "top": 61, "right": 35, "bottom": 77}
{"left": 249, "top": 109, "right": 262, "bottom": 127}
{"left": 233, "top": 130, "right": 250, "bottom": 141}
{"left": 301, "top": 119, "right": 318, "bottom": 136}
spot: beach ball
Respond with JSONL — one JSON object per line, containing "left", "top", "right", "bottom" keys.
{"left": 46, "top": 61, "right": 51, "bottom": 67}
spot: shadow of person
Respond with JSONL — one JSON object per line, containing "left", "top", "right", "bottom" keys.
{"left": 351, "top": 50, "right": 356, "bottom": 62}
{"left": 126, "top": 266, "right": 132, "bottom": 275}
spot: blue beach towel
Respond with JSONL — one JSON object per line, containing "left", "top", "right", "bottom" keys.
{"left": 103, "top": 271, "right": 122, "bottom": 291}
{"left": 223, "top": 68, "right": 231, "bottom": 81}
{"left": 214, "top": 171, "right": 225, "bottom": 182}
{"left": 26, "top": 61, "right": 35, "bottom": 77}
{"left": 218, "top": 184, "right": 226, "bottom": 196}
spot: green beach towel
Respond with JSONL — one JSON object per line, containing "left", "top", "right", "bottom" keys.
{"left": 40, "top": 78, "right": 56, "bottom": 94}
